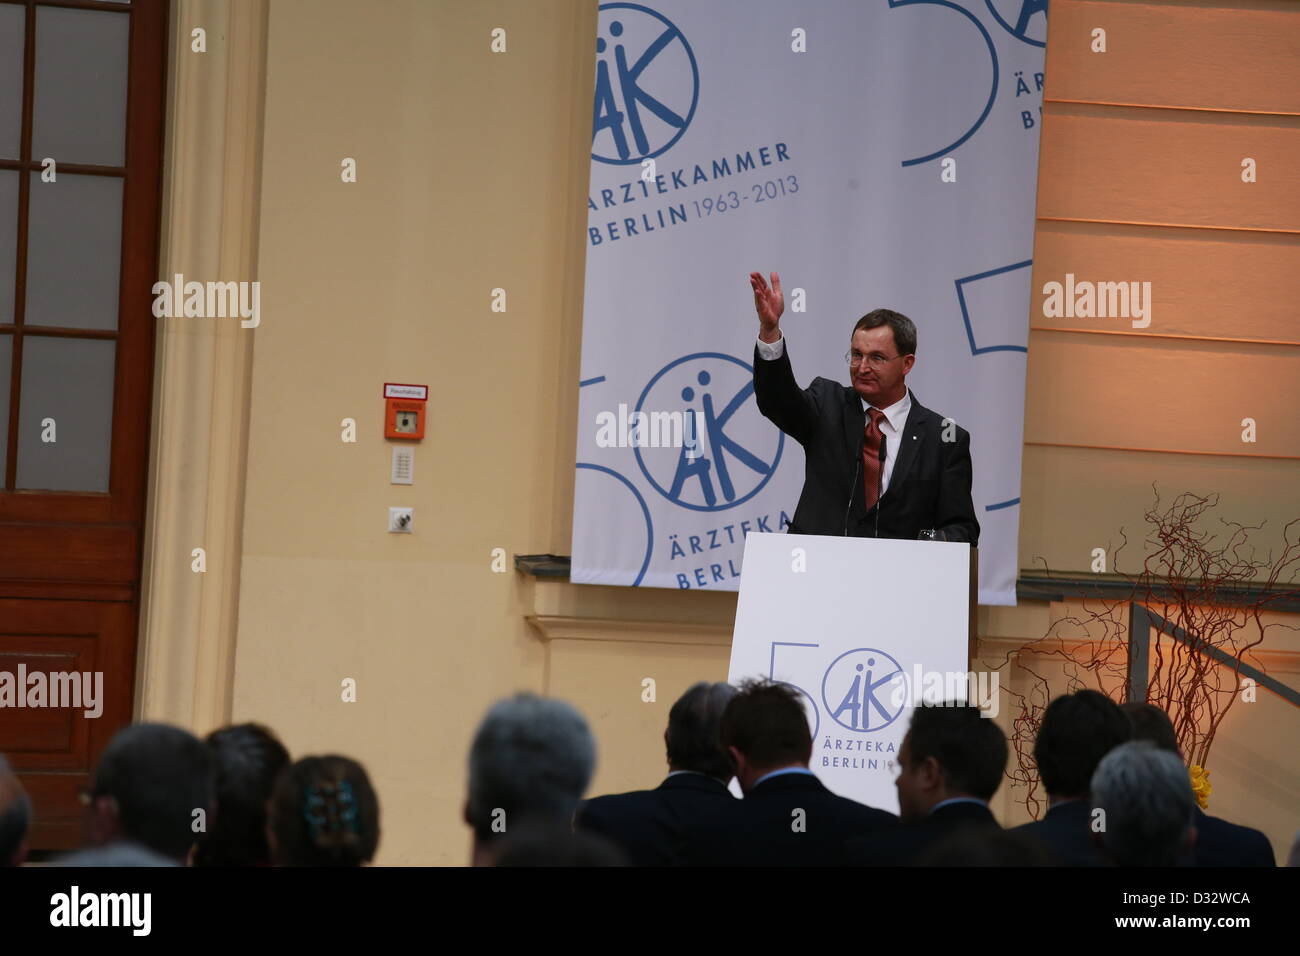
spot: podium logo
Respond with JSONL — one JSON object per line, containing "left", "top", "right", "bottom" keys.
{"left": 634, "top": 352, "right": 783, "bottom": 512}
{"left": 821, "top": 648, "right": 907, "bottom": 734}
{"left": 592, "top": 3, "right": 700, "bottom": 165}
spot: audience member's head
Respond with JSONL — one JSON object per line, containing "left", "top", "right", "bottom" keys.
{"left": 1034, "top": 689, "right": 1131, "bottom": 801}
{"left": 81, "top": 723, "right": 215, "bottom": 863}
{"left": 464, "top": 693, "right": 595, "bottom": 864}
{"left": 1120, "top": 702, "right": 1181, "bottom": 755}
{"left": 0, "top": 754, "right": 32, "bottom": 867}
{"left": 267, "top": 755, "right": 380, "bottom": 866}
{"left": 917, "top": 827, "right": 1055, "bottom": 867}
{"left": 718, "top": 679, "right": 812, "bottom": 793}
{"left": 194, "top": 723, "right": 291, "bottom": 866}
{"left": 895, "top": 703, "right": 1007, "bottom": 822}
{"left": 665, "top": 681, "right": 736, "bottom": 781}
{"left": 491, "top": 822, "right": 627, "bottom": 867}
{"left": 1090, "top": 740, "right": 1196, "bottom": 866}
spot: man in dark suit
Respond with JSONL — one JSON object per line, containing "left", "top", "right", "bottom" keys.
{"left": 1122, "top": 702, "right": 1275, "bottom": 867}
{"left": 1010, "top": 689, "right": 1132, "bottom": 866}
{"left": 748, "top": 271, "right": 978, "bottom": 543}
{"left": 678, "top": 679, "right": 896, "bottom": 866}
{"left": 847, "top": 703, "right": 1005, "bottom": 866}
{"left": 576, "top": 682, "right": 737, "bottom": 866}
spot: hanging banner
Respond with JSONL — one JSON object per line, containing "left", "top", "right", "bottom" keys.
{"left": 572, "top": 0, "right": 1048, "bottom": 605}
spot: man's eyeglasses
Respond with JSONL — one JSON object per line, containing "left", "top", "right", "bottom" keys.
{"left": 845, "top": 350, "right": 904, "bottom": 369}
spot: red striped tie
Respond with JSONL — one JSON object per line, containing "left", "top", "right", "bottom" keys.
{"left": 863, "top": 408, "right": 886, "bottom": 511}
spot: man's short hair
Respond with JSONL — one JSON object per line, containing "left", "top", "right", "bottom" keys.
{"left": 466, "top": 693, "right": 596, "bottom": 842}
{"left": 665, "top": 681, "right": 736, "bottom": 779}
{"left": 718, "top": 679, "right": 812, "bottom": 768}
{"left": 906, "top": 703, "right": 1007, "bottom": 801}
{"left": 92, "top": 723, "right": 215, "bottom": 861}
{"left": 1120, "top": 702, "right": 1180, "bottom": 754}
{"left": 1091, "top": 740, "right": 1195, "bottom": 866}
{"left": 1034, "top": 690, "right": 1131, "bottom": 799}
{"left": 0, "top": 754, "right": 32, "bottom": 866}
{"left": 852, "top": 308, "right": 917, "bottom": 357}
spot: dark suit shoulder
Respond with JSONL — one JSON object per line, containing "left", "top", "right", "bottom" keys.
{"left": 1194, "top": 811, "right": 1275, "bottom": 867}
{"left": 805, "top": 376, "right": 847, "bottom": 399}
{"left": 825, "top": 791, "right": 899, "bottom": 828}
{"left": 1010, "top": 802, "right": 1105, "bottom": 867}
{"left": 577, "top": 789, "right": 657, "bottom": 827}
{"left": 657, "top": 774, "right": 734, "bottom": 796}
{"left": 848, "top": 803, "right": 996, "bottom": 867}
{"left": 746, "top": 776, "right": 898, "bottom": 833}
{"left": 929, "top": 802, "right": 999, "bottom": 827}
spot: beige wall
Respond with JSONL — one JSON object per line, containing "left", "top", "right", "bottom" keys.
{"left": 143, "top": 0, "right": 1297, "bottom": 865}
{"left": 227, "top": 0, "right": 597, "bottom": 865}
{"left": 1015, "top": 0, "right": 1299, "bottom": 856}
{"left": 1023, "top": 0, "right": 1300, "bottom": 575}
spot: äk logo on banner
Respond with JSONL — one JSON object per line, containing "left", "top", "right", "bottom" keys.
{"left": 634, "top": 353, "right": 782, "bottom": 512}
{"left": 593, "top": 3, "right": 700, "bottom": 164}
{"left": 985, "top": 0, "right": 1049, "bottom": 47}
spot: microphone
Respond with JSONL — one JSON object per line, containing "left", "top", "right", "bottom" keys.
{"left": 843, "top": 452, "right": 861, "bottom": 536}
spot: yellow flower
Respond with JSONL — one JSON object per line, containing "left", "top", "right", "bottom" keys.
{"left": 1189, "top": 765, "right": 1211, "bottom": 811}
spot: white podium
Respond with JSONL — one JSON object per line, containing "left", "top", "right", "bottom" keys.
{"left": 728, "top": 533, "right": 977, "bottom": 814}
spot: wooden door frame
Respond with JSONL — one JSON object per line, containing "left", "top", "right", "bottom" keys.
{"left": 135, "top": 0, "right": 268, "bottom": 734}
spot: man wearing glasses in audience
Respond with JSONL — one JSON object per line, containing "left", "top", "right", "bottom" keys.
{"left": 749, "top": 271, "right": 979, "bottom": 544}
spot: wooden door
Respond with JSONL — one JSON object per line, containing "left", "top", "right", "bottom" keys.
{"left": 0, "top": 0, "right": 168, "bottom": 850}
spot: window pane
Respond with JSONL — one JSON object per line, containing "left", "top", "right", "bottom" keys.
{"left": 0, "top": 5, "right": 22, "bottom": 160}
{"left": 16, "top": 336, "right": 115, "bottom": 492}
{"left": 0, "top": 171, "right": 15, "bottom": 325}
{"left": 32, "top": 6, "right": 129, "bottom": 167}
{"left": 0, "top": 334, "right": 10, "bottom": 478}
{"left": 25, "top": 172, "right": 123, "bottom": 330}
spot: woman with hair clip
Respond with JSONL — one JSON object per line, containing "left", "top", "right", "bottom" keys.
{"left": 267, "top": 755, "right": 381, "bottom": 867}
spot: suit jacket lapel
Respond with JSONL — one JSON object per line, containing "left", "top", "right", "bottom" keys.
{"left": 882, "top": 389, "right": 928, "bottom": 502}
{"left": 842, "top": 387, "right": 866, "bottom": 467}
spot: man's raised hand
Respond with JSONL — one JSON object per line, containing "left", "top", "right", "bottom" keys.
{"left": 750, "top": 271, "right": 784, "bottom": 344}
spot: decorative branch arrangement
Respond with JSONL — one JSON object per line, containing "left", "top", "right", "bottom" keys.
{"left": 1000, "top": 488, "right": 1300, "bottom": 819}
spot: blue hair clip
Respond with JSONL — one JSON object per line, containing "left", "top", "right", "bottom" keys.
{"left": 303, "top": 780, "right": 361, "bottom": 836}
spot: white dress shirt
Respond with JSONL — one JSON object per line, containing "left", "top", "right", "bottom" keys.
{"left": 757, "top": 334, "right": 911, "bottom": 493}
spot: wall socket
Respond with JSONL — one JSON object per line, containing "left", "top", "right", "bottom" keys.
{"left": 388, "top": 507, "right": 413, "bottom": 533}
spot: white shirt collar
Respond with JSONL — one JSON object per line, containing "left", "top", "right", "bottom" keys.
{"left": 861, "top": 388, "right": 911, "bottom": 432}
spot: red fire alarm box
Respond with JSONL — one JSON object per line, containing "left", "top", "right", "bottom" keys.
{"left": 383, "top": 383, "right": 428, "bottom": 440}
